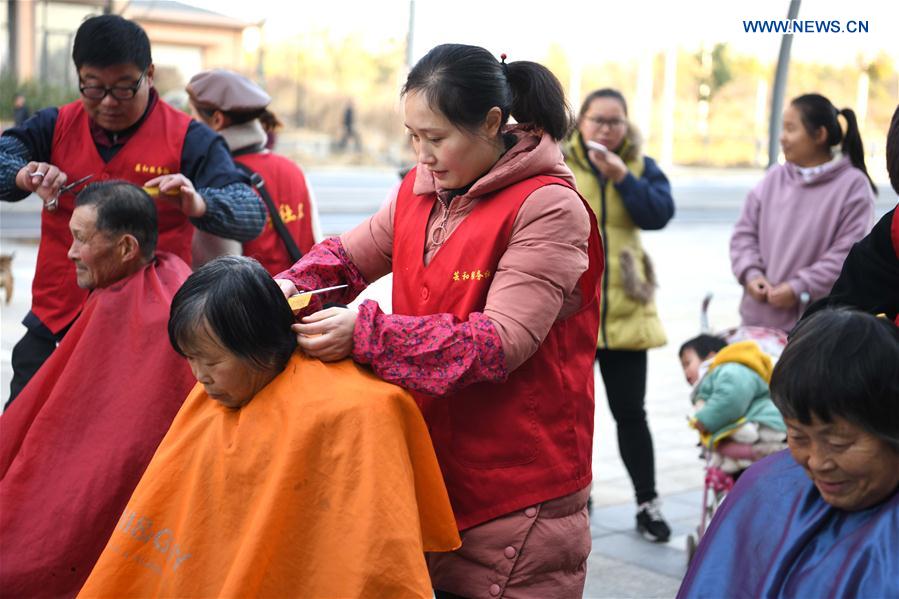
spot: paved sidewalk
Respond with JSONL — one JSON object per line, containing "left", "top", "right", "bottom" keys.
{"left": 585, "top": 488, "right": 701, "bottom": 598}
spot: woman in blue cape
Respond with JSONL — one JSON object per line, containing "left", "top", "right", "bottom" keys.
{"left": 678, "top": 309, "right": 899, "bottom": 599}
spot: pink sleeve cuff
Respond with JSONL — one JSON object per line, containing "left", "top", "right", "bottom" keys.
{"left": 741, "top": 267, "right": 765, "bottom": 285}
{"left": 352, "top": 300, "right": 508, "bottom": 396}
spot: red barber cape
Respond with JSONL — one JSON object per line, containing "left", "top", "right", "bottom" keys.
{"left": 36, "top": 100, "right": 191, "bottom": 333}
{"left": 236, "top": 152, "right": 316, "bottom": 274}
{"left": 392, "top": 169, "right": 603, "bottom": 529}
{"left": 0, "top": 253, "right": 195, "bottom": 599}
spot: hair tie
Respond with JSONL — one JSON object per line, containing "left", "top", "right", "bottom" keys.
{"left": 500, "top": 53, "right": 509, "bottom": 75}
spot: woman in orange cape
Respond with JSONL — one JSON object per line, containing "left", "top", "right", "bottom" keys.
{"left": 79, "top": 256, "right": 459, "bottom": 598}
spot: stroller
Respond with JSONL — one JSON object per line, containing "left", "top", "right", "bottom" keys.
{"left": 685, "top": 293, "right": 794, "bottom": 564}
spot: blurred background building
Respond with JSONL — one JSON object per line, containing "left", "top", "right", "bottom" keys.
{"left": 2, "top": 0, "right": 255, "bottom": 129}
{"left": 3, "top": 0, "right": 250, "bottom": 84}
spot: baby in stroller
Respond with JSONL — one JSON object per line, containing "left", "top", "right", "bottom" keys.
{"left": 679, "top": 334, "right": 788, "bottom": 473}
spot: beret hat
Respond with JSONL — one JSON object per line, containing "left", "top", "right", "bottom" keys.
{"left": 186, "top": 69, "right": 271, "bottom": 112}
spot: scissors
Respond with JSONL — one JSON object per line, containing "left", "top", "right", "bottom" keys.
{"left": 288, "top": 285, "right": 349, "bottom": 312}
{"left": 43, "top": 173, "right": 94, "bottom": 212}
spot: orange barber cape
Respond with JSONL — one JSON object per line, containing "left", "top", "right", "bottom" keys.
{"left": 79, "top": 352, "right": 461, "bottom": 599}
{"left": 0, "top": 253, "right": 194, "bottom": 599}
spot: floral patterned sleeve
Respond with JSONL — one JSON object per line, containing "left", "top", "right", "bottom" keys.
{"left": 277, "top": 236, "right": 508, "bottom": 395}
{"left": 351, "top": 299, "right": 508, "bottom": 397}
{"left": 274, "top": 237, "right": 369, "bottom": 313}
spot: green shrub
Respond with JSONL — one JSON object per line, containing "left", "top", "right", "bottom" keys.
{"left": 0, "top": 70, "right": 78, "bottom": 120}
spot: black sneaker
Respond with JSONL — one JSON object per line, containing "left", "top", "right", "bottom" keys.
{"left": 636, "top": 499, "right": 671, "bottom": 542}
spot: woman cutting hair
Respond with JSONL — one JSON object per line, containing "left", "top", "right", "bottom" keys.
{"left": 275, "top": 43, "right": 603, "bottom": 597}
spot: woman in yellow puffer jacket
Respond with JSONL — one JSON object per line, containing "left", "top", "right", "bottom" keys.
{"left": 564, "top": 88, "right": 675, "bottom": 542}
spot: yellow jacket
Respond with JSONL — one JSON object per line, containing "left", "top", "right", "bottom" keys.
{"left": 564, "top": 131, "right": 670, "bottom": 350}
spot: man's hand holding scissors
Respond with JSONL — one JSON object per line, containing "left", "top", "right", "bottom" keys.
{"left": 15, "top": 162, "right": 69, "bottom": 210}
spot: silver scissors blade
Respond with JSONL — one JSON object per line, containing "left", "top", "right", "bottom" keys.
{"left": 59, "top": 173, "right": 94, "bottom": 195}
{"left": 294, "top": 284, "right": 348, "bottom": 297}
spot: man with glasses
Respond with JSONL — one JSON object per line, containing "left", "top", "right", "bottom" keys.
{"left": 0, "top": 14, "right": 266, "bottom": 404}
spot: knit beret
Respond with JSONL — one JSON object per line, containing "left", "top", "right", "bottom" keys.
{"left": 186, "top": 69, "right": 270, "bottom": 112}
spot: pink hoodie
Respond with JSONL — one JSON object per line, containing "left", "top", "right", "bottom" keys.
{"left": 730, "top": 157, "right": 875, "bottom": 331}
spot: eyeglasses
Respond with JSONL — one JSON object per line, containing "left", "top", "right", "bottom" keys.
{"left": 79, "top": 70, "right": 147, "bottom": 101}
{"left": 584, "top": 116, "right": 627, "bottom": 130}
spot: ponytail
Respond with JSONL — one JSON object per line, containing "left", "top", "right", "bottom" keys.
{"left": 791, "top": 93, "right": 877, "bottom": 195}
{"left": 838, "top": 107, "right": 877, "bottom": 194}
{"left": 504, "top": 61, "right": 572, "bottom": 140}
{"left": 403, "top": 43, "right": 572, "bottom": 141}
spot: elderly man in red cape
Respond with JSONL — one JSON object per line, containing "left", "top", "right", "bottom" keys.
{"left": 0, "top": 181, "right": 195, "bottom": 598}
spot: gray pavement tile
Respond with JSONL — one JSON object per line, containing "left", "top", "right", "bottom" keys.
{"left": 591, "top": 502, "right": 640, "bottom": 532}
{"left": 657, "top": 466, "right": 706, "bottom": 494}
{"left": 666, "top": 518, "right": 701, "bottom": 541}
{"left": 584, "top": 553, "right": 682, "bottom": 599}
{"left": 665, "top": 488, "right": 706, "bottom": 507}
{"left": 654, "top": 495, "right": 702, "bottom": 523}
{"left": 656, "top": 447, "right": 704, "bottom": 466}
{"left": 590, "top": 493, "right": 701, "bottom": 539}
{"left": 591, "top": 531, "right": 689, "bottom": 580}
{"left": 590, "top": 519, "right": 623, "bottom": 537}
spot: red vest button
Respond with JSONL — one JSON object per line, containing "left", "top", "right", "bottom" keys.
{"left": 420, "top": 286, "right": 429, "bottom": 300}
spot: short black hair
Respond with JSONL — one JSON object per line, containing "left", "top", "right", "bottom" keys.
{"left": 679, "top": 334, "right": 727, "bottom": 359}
{"left": 75, "top": 181, "right": 157, "bottom": 260}
{"left": 770, "top": 309, "right": 899, "bottom": 450}
{"left": 403, "top": 43, "right": 572, "bottom": 141}
{"left": 579, "top": 88, "right": 628, "bottom": 118}
{"left": 168, "top": 256, "right": 297, "bottom": 373}
{"left": 72, "top": 14, "right": 152, "bottom": 71}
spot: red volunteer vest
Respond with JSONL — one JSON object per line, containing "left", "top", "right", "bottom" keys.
{"left": 891, "top": 207, "right": 899, "bottom": 261}
{"left": 235, "top": 152, "right": 316, "bottom": 274}
{"left": 393, "top": 168, "right": 604, "bottom": 530}
{"left": 38, "top": 100, "right": 191, "bottom": 333}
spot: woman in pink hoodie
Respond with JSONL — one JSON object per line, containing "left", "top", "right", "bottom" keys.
{"left": 730, "top": 93, "right": 876, "bottom": 332}
{"left": 275, "top": 44, "right": 603, "bottom": 597}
